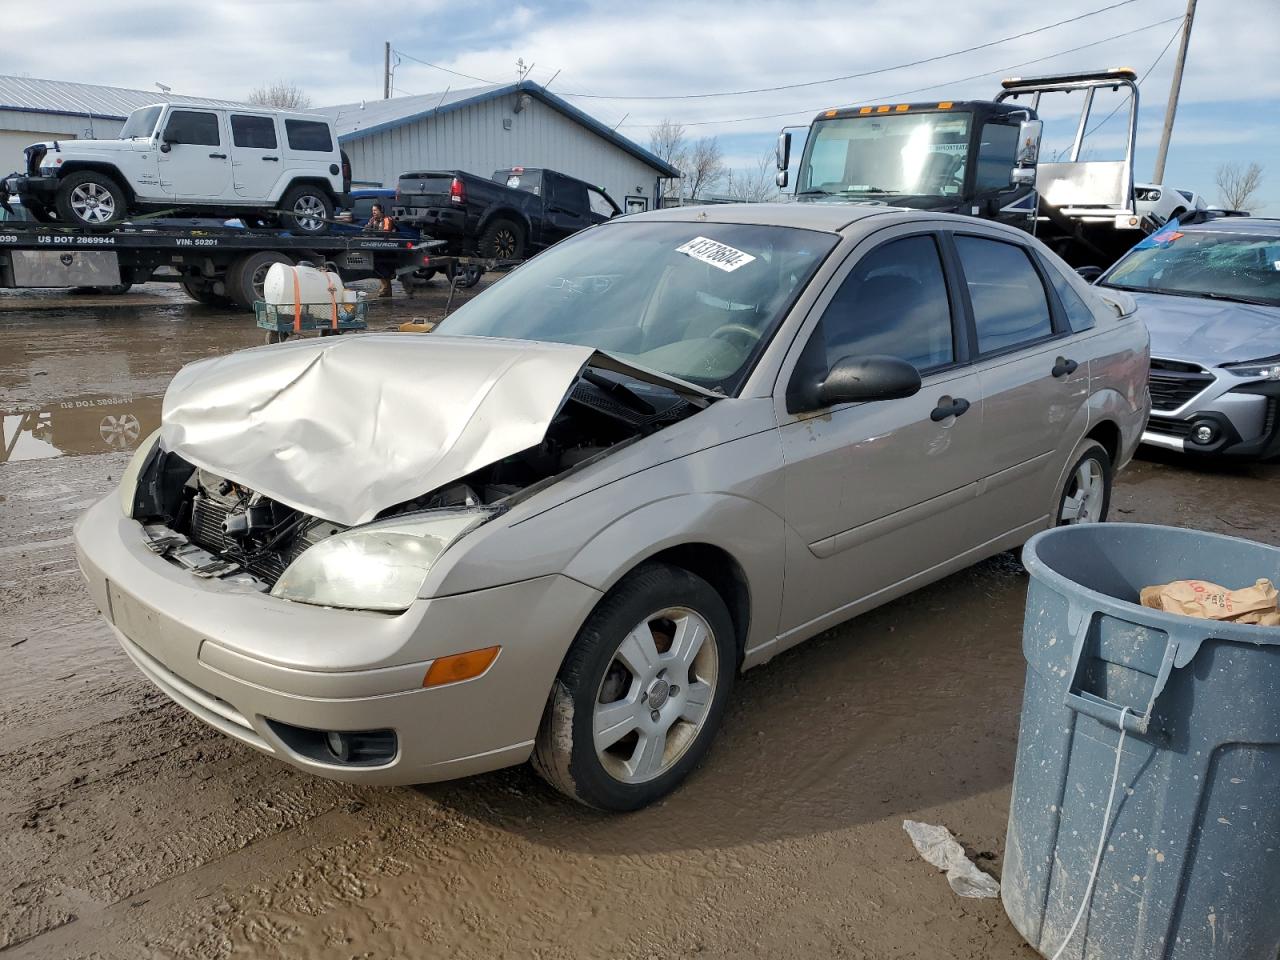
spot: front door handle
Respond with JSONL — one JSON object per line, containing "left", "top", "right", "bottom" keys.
{"left": 930, "top": 396, "right": 971, "bottom": 422}
{"left": 209, "top": 152, "right": 227, "bottom": 159}
{"left": 1052, "top": 356, "right": 1079, "bottom": 378}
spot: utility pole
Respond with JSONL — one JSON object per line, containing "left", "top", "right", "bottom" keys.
{"left": 1152, "top": 0, "right": 1196, "bottom": 183}
{"left": 383, "top": 41, "right": 391, "bottom": 100}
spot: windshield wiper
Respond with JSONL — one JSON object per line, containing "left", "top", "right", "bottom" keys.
{"left": 843, "top": 187, "right": 896, "bottom": 194}
{"left": 796, "top": 189, "right": 836, "bottom": 196}
{"left": 1197, "top": 291, "right": 1279, "bottom": 308}
{"left": 1103, "top": 283, "right": 1279, "bottom": 308}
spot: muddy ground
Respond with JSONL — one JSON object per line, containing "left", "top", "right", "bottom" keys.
{"left": 1, "top": 281, "right": 1277, "bottom": 960}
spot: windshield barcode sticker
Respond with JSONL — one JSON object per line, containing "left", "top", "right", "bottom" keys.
{"left": 676, "top": 236, "right": 756, "bottom": 272}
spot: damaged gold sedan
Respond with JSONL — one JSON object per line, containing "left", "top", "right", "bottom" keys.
{"left": 75, "top": 204, "right": 1148, "bottom": 810}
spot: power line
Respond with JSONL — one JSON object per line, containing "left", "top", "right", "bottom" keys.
{"left": 1082, "top": 18, "right": 1185, "bottom": 139}
{"left": 555, "top": 0, "right": 1150, "bottom": 100}
{"left": 618, "top": 14, "right": 1182, "bottom": 129}
{"left": 392, "top": 49, "right": 497, "bottom": 86}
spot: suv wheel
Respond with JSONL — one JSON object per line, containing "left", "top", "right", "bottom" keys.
{"left": 532, "top": 563, "right": 736, "bottom": 811}
{"left": 1056, "top": 440, "right": 1112, "bottom": 526}
{"left": 279, "top": 186, "right": 333, "bottom": 234}
{"left": 477, "top": 218, "right": 524, "bottom": 260}
{"left": 55, "top": 171, "right": 127, "bottom": 227}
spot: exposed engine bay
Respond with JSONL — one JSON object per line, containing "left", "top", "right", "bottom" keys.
{"left": 134, "top": 365, "right": 706, "bottom": 588}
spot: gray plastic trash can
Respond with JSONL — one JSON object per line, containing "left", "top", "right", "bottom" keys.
{"left": 1004, "top": 523, "right": 1280, "bottom": 960}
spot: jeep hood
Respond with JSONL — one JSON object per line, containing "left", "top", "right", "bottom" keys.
{"left": 159, "top": 334, "right": 717, "bottom": 527}
{"left": 1127, "top": 290, "right": 1280, "bottom": 367}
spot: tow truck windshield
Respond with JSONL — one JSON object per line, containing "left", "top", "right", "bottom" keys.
{"left": 119, "top": 106, "right": 163, "bottom": 140}
{"left": 797, "top": 111, "right": 972, "bottom": 199}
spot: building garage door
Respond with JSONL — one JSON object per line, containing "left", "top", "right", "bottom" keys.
{"left": 0, "top": 130, "right": 74, "bottom": 178}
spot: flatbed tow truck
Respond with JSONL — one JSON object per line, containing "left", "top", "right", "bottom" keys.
{"left": 777, "top": 68, "right": 1160, "bottom": 270}
{"left": 0, "top": 218, "right": 434, "bottom": 308}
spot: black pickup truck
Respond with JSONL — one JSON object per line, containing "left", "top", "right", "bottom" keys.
{"left": 394, "top": 167, "right": 620, "bottom": 260}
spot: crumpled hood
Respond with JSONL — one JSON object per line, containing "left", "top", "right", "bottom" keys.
{"left": 160, "top": 334, "right": 714, "bottom": 527}
{"left": 1128, "top": 290, "right": 1280, "bottom": 367}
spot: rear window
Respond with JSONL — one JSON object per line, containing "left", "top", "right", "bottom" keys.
{"left": 285, "top": 119, "right": 333, "bottom": 152}
{"left": 955, "top": 235, "right": 1054, "bottom": 353}
{"left": 164, "top": 110, "right": 220, "bottom": 147}
{"left": 231, "top": 114, "right": 277, "bottom": 149}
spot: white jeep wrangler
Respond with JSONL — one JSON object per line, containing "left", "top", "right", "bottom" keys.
{"left": 3, "top": 103, "right": 349, "bottom": 233}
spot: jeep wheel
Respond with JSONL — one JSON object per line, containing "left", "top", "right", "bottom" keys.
{"left": 55, "top": 171, "right": 127, "bottom": 228}
{"left": 280, "top": 186, "right": 333, "bottom": 235}
{"left": 477, "top": 218, "right": 524, "bottom": 260}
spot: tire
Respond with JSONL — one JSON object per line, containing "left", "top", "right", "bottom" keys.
{"left": 532, "top": 562, "right": 736, "bottom": 811}
{"left": 444, "top": 261, "right": 483, "bottom": 288}
{"left": 54, "top": 170, "right": 127, "bottom": 228}
{"left": 1056, "top": 440, "right": 1113, "bottom": 526}
{"left": 181, "top": 277, "right": 232, "bottom": 307}
{"left": 477, "top": 218, "right": 524, "bottom": 260}
{"left": 279, "top": 185, "right": 333, "bottom": 235}
{"left": 226, "top": 251, "right": 292, "bottom": 308}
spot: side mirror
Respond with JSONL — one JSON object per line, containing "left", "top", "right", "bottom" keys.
{"left": 1075, "top": 266, "right": 1103, "bottom": 283}
{"left": 159, "top": 141, "right": 172, "bottom": 153}
{"left": 1013, "top": 118, "right": 1042, "bottom": 180}
{"left": 816, "top": 355, "right": 922, "bottom": 408}
{"left": 776, "top": 131, "right": 792, "bottom": 172}
{"left": 1010, "top": 165, "right": 1035, "bottom": 186}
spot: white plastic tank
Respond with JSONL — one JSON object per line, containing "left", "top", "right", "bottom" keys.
{"left": 263, "top": 263, "right": 358, "bottom": 306}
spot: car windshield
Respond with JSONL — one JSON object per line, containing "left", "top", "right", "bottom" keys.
{"left": 797, "top": 111, "right": 972, "bottom": 198}
{"left": 1101, "top": 227, "right": 1280, "bottom": 307}
{"left": 433, "top": 220, "right": 837, "bottom": 393}
{"left": 119, "top": 106, "right": 162, "bottom": 139}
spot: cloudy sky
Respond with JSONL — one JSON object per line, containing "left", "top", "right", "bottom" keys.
{"left": 5, "top": 0, "right": 1276, "bottom": 207}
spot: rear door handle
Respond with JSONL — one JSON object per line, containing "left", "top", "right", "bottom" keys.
{"left": 1052, "top": 356, "right": 1079, "bottom": 378}
{"left": 262, "top": 156, "right": 279, "bottom": 161}
{"left": 930, "top": 396, "right": 971, "bottom": 422}
{"left": 209, "top": 152, "right": 227, "bottom": 159}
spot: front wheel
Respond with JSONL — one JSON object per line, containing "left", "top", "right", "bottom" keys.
{"left": 55, "top": 171, "right": 127, "bottom": 228}
{"left": 1056, "top": 440, "right": 1112, "bottom": 526}
{"left": 532, "top": 563, "right": 736, "bottom": 811}
{"left": 279, "top": 186, "right": 333, "bottom": 234}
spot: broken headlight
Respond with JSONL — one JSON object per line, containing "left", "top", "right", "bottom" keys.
{"left": 269, "top": 508, "right": 493, "bottom": 612}
{"left": 119, "top": 429, "right": 162, "bottom": 517}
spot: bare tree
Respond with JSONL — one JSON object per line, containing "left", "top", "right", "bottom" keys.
{"left": 727, "top": 151, "right": 781, "bottom": 203}
{"left": 1215, "top": 162, "right": 1264, "bottom": 211}
{"left": 647, "top": 119, "right": 727, "bottom": 203}
{"left": 647, "top": 119, "right": 686, "bottom": 168}
{"left": 248, "top": 80, "right": 313, "bottom": 110}
{"left": 684, "top": 137, "right": 727, "bottom": 201}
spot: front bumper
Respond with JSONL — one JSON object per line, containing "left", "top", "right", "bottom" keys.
{"left": 73, "top": 494, "right": 602, "bottom": 785}
{"left": 1142, "top": 366, "right": 1280, "bottom": 458}
{"left": 3, "top": 174, "right": 57, "bottom": 204}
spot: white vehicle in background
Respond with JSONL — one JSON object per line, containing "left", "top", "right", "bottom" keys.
{"left": 1134, "top": 182, "right": 1198, "bottom": 225}
{"left": 0, "top": 104, "right": 350, "bottom": 234}
{"left": 1176, "top": 188, "right": 1209, "bottom": 212}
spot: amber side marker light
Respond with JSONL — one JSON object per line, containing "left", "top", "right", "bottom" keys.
{"left": 423, "top": 646, "right": 501, "bottom": 687}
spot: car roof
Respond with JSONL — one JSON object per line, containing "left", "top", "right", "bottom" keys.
{"left": 1181, "top": 216, "right": 1280, "bottom": 234}
{"left": 620, "top": 201, "right": 901, "bottom": 233}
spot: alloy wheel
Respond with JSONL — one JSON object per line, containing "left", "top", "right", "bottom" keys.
{"left": 593, "top": 607, "right": 718, "bottom": 784}
{"left": 1059, "top": 458, "right": 1105, "bottom": 524}
{"left": 292, "top": 195, "right": 326, "bottom": 231}
{"left": 495, "top": 228, "right": 517, "bottom": 258}
{"left": 70, "top": 183, "right": 116, "bottom": 223}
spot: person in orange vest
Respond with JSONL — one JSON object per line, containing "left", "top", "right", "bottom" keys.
{"left": 364, "top": 203, "right": 396, "bottom": 234}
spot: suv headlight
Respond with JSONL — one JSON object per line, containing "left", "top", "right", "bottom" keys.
{"left": 270, "top": 508, "right": 494, "bottom": 612}
{"left": 1223, "top": 358, "right": 1280, "bottom": 380}
{"left": 119, "top": 429, "right": 162, "bottom": 516}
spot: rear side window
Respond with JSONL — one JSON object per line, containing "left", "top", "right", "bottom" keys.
{"left": 818, "top": 234, "right": 955, "bottom": 372}
{"left": 549, "top": 176, "right": 588, "bottom": 214}
{"left": 164, "top": 110, "right": 220, "bottom": 146}
{"left": 231, "top": 114, "right": 277, "bottom": 149}
{"left": 1044, "top": 263, "right": 1098, "bottom": 332}
{"left": 285, "top": 119, "right": 333, "bottom": 152}
{"left": 955, "top": 236, "right": 1053, "bottom": 353}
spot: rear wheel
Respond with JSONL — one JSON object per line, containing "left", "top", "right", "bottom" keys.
{"left": 279, "top": 185, "right": 333, "bottom": 235}
{"left": 1056, "top": 440, "right": 1112, "bottom": 526}
{"left": 55, "top": 171, "right": 127, "bottom": 227}
{"left": 477, "top": 218, "right": 524, "bottom": 260}
{"left": 181, "top": 276, "right": 232, "bottom": 307}
{"left": 227, "top": 251, "right": 292, "bottom": 308}
{"left": 532, "top": 563, "right": 736, "bottom": 811}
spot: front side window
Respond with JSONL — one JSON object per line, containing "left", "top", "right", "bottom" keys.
{"left": 955, "top": 236, "right": 1053, "bottom": 353}
{"left": 164, "top": 110, "right": 220, "bottom": 146}
{"left": 797, "top": 111, "right": 972, "bottom": 199}
{"left": 816, "top": 235, "right": 955, "bottom": 373}
{"left": 434, "top": 221, "right": 837, "bottom": 393}
{"left": 1101, "top": 228, "right": 1280, "bottom": 307}
{"left": 231, "top": 114, "right": 277, "bottom": 149}
{"left": 119, "top": 106, "right": 163, "bottom": 139}
{"left": 285, "top": 119, "right": 333, "bottom": 152}
{"left": 973, "top": 122, "right": 1019, "bottom": 193}
{"left": 588, "top": 188, "right": 617, "bottom": 219}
